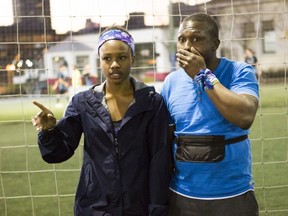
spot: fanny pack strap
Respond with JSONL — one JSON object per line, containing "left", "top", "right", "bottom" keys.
{"left": 176, "top": 135, "right": 248, "bottom": 145}
{"left": 224, "top": 135, "right": 248, "bottom": 145}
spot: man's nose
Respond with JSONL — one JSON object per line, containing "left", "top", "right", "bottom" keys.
{"left": 183, "top": 41, "right": 192, "bottom": 51}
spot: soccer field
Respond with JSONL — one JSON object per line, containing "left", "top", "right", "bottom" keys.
{"left": 0, "top": 83, "right": 287, "bottom": 216}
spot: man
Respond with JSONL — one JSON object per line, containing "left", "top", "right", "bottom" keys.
{"left": 161, "top": 13, "right": 259, "bottom": 216}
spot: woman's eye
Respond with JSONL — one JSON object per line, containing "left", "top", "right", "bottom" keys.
{"left": 178, "top": 37, "right": 184, "bottom": 43}
{"left": 102, "top": 57, "right": 111, "bottom": 61}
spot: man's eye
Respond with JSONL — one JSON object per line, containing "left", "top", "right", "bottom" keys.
{"left": 192, "top": 37, "right": 198, "bottom": 42}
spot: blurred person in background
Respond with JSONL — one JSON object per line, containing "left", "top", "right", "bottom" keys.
{"left": 82, "top": 63, "right": 93, "bottom": 86}
{"left": 32, "top": 25, "right": 171, "bottom": 216}
{"left": 244, "top": 48, "right": 261, "bottom": 81}
{"left": 71, "top": 65, "right": 83, "bottom": 91}
{"left": 161, "top": 13, "right": 259, "bottom": 216}
{"left": 53, "top": 63, "right": 70, "bottom": 106}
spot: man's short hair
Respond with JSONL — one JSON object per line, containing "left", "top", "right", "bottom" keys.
{"left": 183, "top": 13, "right": 219, "bottom": 39}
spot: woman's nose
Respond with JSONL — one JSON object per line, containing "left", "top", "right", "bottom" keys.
{"left": 110, "top": 60, "right": 120, "bottom": 68}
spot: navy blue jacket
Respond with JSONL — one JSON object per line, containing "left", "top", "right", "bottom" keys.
{"left": 37, "top": 78, "right": 171, "bottom": 216}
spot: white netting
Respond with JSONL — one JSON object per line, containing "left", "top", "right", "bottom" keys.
{"left": 0, "top": 0, "right": 287, "bottom": 215}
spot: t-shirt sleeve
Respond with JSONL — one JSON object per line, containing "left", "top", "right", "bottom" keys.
{"left": 230, "top": 64, "right": 259, "bottom": 99}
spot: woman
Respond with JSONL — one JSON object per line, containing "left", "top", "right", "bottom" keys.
{"left": 32, "top": 25, "right": 171, "bottom": 216}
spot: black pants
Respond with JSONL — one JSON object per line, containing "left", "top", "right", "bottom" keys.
{"left": 168, "top": 190, "right": 259, "bottom": 216}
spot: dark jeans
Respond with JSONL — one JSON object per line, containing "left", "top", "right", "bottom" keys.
{"left": 168, "top": 190, "right": 259, "bottom": 216}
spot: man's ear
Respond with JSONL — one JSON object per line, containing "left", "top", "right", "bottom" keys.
{"left": 212, "top": 38, "right": 220, "bottom": 52}
{"left": 132, "top": 56, "right": 135, "bottom": 64}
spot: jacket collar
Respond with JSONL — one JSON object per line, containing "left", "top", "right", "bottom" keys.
{"left": 88, "top": 77, "right": 156, "bottom": 112}
{"left": 84, "top": 77, "right": 157, "bottom": 135}
{"left": 92, "top": 76, "right": 151, "bottom": 94}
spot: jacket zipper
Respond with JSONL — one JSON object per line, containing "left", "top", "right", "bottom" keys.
{"left": 114, "top": 137, "right": 119, "bottom": 158}
{"left": 86, "top": 98, "right": 118, "bottom": 153}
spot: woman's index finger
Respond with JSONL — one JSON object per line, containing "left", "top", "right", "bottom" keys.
{"left": 32, "top": 101, "right": 50, "bottom": 113}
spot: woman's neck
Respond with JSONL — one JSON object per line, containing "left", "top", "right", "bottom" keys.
{"left": 104, "top": 78, "right": 135, "bottom": 121}
{"left": 105, "top": 78, "right": 133, "bottom": 96}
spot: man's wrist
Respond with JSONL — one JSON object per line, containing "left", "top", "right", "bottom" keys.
{"left": 200, "top": 68, "right": 219, "bottom": 91}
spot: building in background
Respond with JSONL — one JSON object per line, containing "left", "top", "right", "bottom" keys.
{"left": 0, "top": 0, "right": 66, "bottom": 94}
{"left": 13, "top": 0, "right": 51, "bottom": 27}
{"left": 202, "top": 0, "right": 286, "bottom": 78}
{"left": 0, "top": 0, "right": 286, "bottom": 94}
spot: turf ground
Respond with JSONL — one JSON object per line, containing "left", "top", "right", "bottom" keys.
{"left": 0, "top": 83, "right": 287, "bottom": 215}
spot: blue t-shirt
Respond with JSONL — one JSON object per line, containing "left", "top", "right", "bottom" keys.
{"left": 161, "top": 57, "right": 259, "bottom": 199}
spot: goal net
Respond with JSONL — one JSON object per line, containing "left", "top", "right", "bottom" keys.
{"left": 0, "top": 0, "right": 287, "bottom": 215}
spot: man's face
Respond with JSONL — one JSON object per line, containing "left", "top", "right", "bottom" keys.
{"left": 177, "top": 20, "right": 218, "bottom": 60}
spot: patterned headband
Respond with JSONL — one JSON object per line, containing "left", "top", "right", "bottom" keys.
{"left": 97, "top": 29, "right": 135, "bottom": 56}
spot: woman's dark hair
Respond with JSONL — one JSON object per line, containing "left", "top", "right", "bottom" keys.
{"left": 183, "top": 13, "right": 219, "bottom": 39}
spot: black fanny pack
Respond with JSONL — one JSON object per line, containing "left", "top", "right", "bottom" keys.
{"left": 175, "top": 135, "right": 248, "bottom": 163}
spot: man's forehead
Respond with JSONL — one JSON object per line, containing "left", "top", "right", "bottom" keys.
{"left": 178, "top": 20, "right": 203, "bottom": 33}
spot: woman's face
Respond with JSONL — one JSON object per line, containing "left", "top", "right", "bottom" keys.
{"left": 99, "top": 40, "right": 134, "bottom": 85}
